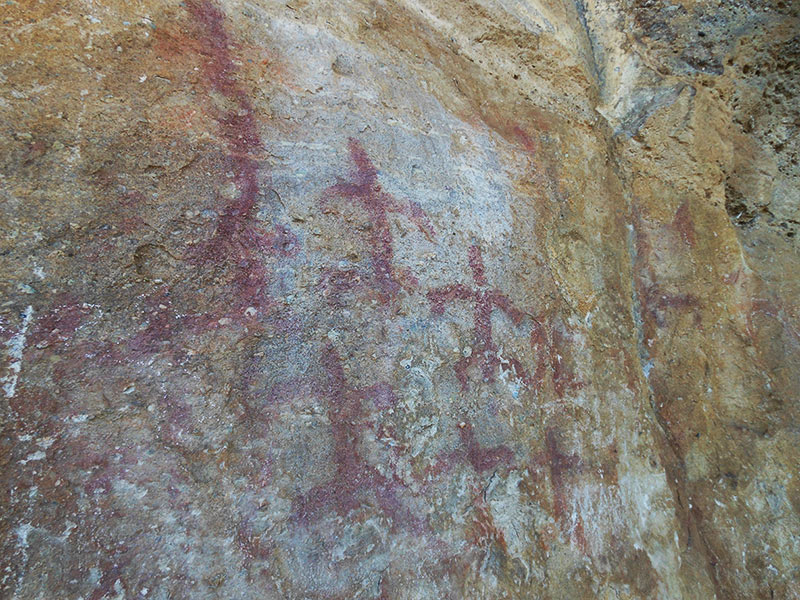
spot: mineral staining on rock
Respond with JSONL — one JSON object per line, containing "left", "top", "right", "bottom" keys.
{"left": 1, "top": 0, "right": 798, "bottom": 599}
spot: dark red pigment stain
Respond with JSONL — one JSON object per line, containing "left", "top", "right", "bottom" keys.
{"left": 128, "top": 289, "right": 184, "bottom": 357}
{"left": 466, "top": 487, "right": 509, "bottom": 555}
{"left": 183, "top": 0, "right": 297, "bottom": 315}
{"left": 152, "top": 393, "right": 197, "bottom": 453}
{"left": 88, "top": 172, "right": 149, "bottom": 235}
{"left": 236, "top": 517, "right": 272, "bottom": 570}
{"left": 28, "top": 296, "right": 90, "bottom": 348}
{"left": 672, "top": 201, "right": 697, "bottom": 249}
{"left": 428, "top": 244, "right": 529, "bottom": 391}
{"left": 2, "top": 16, "right": 303, "bottom": 591}
{"left": 531, "top": 428, "right": 588, "bottom": 553}
{"left": 66, "top": 446, "right": 189, "bottom": 600}
{"left": 21, "top": 139, "right": 48, "bottom": 166}
{"left": 722, "top": 271, "right": 800, "bottom": 349}
{"left": 51, "top": 0, "right": 299, "bottom": 375}
{"left": 456, "top": 422, "right": 514, "bottom": 473}
{"left": 617, "top": 346, "right": 642, "bottom": 393}
{"left": 419, "top": 421, "right": 515, "bottom": 486}
{"left": 529, "top": 318, "right": 584, "bottom": 398}
{"left": 641, "top": 284, "right": 702, "bottom": 334}
{"left": 54, "top": 0, "right": 302, "bottom": 377}
{"left": 511, "top": 124, "right": 561, "bottom": 190}
{"left": 549, "top": 327, "right": 584, "bottom": 398}
{"left": 88, "top": 556, "right": 132, "bottom": 600}
{"left": 9, "top": 8, "right": 307, "bottom": 518}
{"left": 292, "top": 345, "right": 424, "bottom": 532}
{"left": 379, "top": 576, "right": 392, "bottom": 600}
{"left": 5, "top": 388, "right": 60, "bottom": 435}
{"left": 78, "top": 443, "right": 135, "bottom": 497}
{"left": 320, "top": 138, "right": 435, "bottom": 304}
{"left": 126, "top": 288, "right": 218, "bottom": 359}
{"left": 528, "top": 318, "right": 549, "bottom": 393}
{"left": 231, "top": 351, "right": 319, "bottom": 458}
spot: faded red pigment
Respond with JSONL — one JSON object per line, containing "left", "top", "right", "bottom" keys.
{"left": 127, "top": 288, "right": 215, "bottom": 359}
{"left": 418, "top": 421, "right": 515, "bottom": 483}
{"left": 529, "top": 319, "right": 584, "bottom": 399}
{"left": 529, "top": 428, "right": 588, "bottom": 553}
{"left": 457, "top": 422, "right": 515, "bottom": 473}
{"left": 672, "top": 201, "right": 698, "bottom": 249}
{"left": 632, "top": 207, "right": 702, "bottom": 341}
{"left": 235, "top": 517, "right": 272, "bottom": 569}
{"left": 428, "top": 244, "right": 529, "bottom": 391}
{"left": 292, "top": 345, "right": 425, "bottom": 533}
{"left": 467, "top": 489, "right": 509, "bottom": 554}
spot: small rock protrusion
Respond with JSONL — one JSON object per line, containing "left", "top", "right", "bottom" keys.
{"left": 332, "top": 54, "right": 354, "bottom": 76}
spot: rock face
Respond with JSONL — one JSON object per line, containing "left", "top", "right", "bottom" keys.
{"left": 1, "top": 0, "right": 798, "bottom": 598}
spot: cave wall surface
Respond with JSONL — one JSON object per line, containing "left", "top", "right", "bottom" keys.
{"left": 1, "top": 1, "right": 798, "bottom": 598}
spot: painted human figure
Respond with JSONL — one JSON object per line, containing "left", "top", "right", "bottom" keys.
{"left": 320, "top": 138, "right": 435, "bottom": 304}
{"left": 293, "top": 344, "right": 424, "bottom": 532}
{"left": 427, "top": 244, "right": 530, "bottom": 391}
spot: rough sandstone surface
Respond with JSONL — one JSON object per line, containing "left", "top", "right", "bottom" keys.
{"left": 1, "top": 0, "right": 798, "bottom": 598}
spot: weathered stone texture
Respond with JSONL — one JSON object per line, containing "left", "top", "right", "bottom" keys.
{"left": 1, "top": 0, "right": 797, "bottom": 598}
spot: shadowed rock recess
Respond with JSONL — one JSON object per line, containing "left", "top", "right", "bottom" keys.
{"left": 1, "top": 0, "right": 798, "bottom": 598}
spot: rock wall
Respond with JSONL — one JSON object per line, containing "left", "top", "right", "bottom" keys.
{"left": 1, "top": 1, "right": 797, "bottom": 598}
